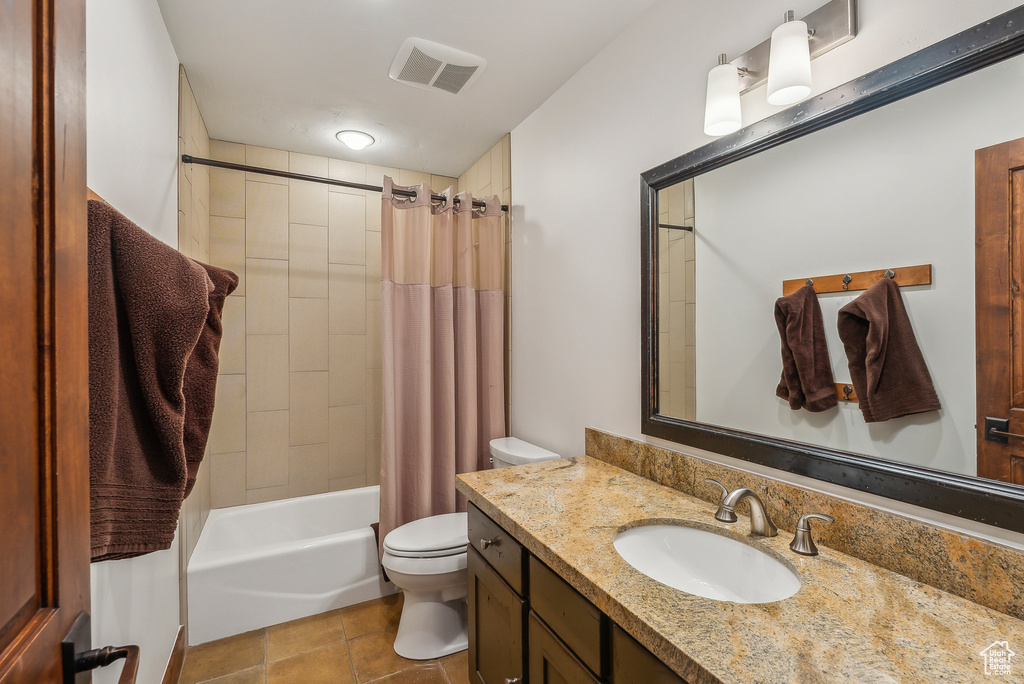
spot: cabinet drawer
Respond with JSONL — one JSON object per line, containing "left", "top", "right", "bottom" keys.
{"left": 528, "top": 556, "right": 606, "bottom": 678}
{"left": 468, "top": 547, "right": 526, "bottom": 684}
{"left": 468, "top": 503, "right": 526, "bottom": 594}
{"left": 611, "top": 624, "right": 688, "bottom": 684}
{"left": 529, "top": 612, "right": 602, "bottom": 684}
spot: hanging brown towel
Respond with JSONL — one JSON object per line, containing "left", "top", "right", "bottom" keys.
{"left": 837, "top": 278, "right": 940, "bottom": 423}
{"left": 775, "top": 284, "right": 837, "bottom": 412}
{"left": 88, "top": 200, "right": 237, "bottom": 561}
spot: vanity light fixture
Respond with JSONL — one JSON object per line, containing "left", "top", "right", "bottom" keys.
{"left": 702, "top": 0, "right": 857, "bottom": 137}
{"left": 336, "top": 130, "right": 375, "bottom": 150}
{"left": 703, "top": 54, "right": 743, "bottom": 136}
{"left": 767, "top": 11, "right": 813, "bottom": 105}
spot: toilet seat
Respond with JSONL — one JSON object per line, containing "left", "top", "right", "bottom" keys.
{"left": 382, "top": 512, "right": 468, "bottom": 558}
{"left": 381, "top": 549, "right": 467, "bottom": 576}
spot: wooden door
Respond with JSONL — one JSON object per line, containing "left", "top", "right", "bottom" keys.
{"left": 0, "top": 0, "right": 90, "bottom": 681}
{"left": 468, "top": 548, "right": 525, "bottom": 684}
{"left": 527, "top": 613, "right": 601, "bottom": 684}
{"left": 977, "top": 137, "right": 1024, "bottom": 484}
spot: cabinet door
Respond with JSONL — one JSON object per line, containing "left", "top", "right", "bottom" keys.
{"left": 611, "top": 624, "right": 688, "bottom": 684}
{"left": 529, "top": 613, "right": 601, "bottom": 684}
{"left": 469, "top": 547, "right": 526, "bottom": 684}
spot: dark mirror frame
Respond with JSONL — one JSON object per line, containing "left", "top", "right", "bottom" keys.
{"left": 641, "top": 5, "right": 1024, "bottom": 533}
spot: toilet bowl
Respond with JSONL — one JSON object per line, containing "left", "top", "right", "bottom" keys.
{"left": 381, "top": 437, "right": 561, "bottom": 659}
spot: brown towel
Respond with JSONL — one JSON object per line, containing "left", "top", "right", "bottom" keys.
{"left": 837, "top": 278, "right": 940, "bottom": 423}
{"left": 775, "top": 284, "right": 837, "bottom": 412}
{"left": 88, "top": 200, "right": 236, "bottom": 561}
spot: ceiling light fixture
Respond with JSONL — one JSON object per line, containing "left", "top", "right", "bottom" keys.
{"left": 336, "top": 130, "right": 375, "bottom": 150}
{"left": 701, "top": 0, "right": 857, "bottom": 137}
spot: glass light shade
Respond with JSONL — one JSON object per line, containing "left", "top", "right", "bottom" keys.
{"left": 336, "top": 130, "right": 375, "bottom": 150}
{"left": 704, "top": 62, "right": 742, "bottom": 136}
{"left": 766, "top": 19, "right": 812, "bottom": 106}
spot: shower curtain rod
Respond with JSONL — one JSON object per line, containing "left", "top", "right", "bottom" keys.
{"left": 181, "top": 155, "right": 509, "bottom": 212}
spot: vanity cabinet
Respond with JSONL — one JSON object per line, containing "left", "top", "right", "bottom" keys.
{"left": 468, "top": 504, "right": 688, "bottom": 684}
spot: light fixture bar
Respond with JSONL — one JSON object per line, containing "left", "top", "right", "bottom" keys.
{"left": 732, "top": 0, "right": 857, "bottom": 95}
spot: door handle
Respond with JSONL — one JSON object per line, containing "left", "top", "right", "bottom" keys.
{"left": 985, "top": 417, "right": 1024, "bottom": 443}
{"left": 63, "top": 612, "right": 140, "bottom": 684}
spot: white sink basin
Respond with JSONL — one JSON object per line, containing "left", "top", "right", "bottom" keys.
{"left": 613, "top": 523, "right": 801, "bottom": 603}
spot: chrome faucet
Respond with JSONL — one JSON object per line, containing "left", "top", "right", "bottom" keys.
{"left": 705, "top": 479, "right": 778, "bottom": 537}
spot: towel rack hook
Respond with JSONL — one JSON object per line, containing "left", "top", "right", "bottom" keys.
{"left": 884, "top": 269, "right": 896, "bottom": 279}
{"left": 805, "top": 278, "right": 814, "bottom": 287}
{"left": 841, "top": 274, "right": 852, "bottom": 290}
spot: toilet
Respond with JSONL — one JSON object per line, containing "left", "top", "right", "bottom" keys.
{"left": 381, "top": 437, "right": 560, "bottom": 659}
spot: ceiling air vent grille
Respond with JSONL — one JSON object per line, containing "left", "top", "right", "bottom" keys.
{"left": 389, "top": 38, "right": 486, "bottom": 95}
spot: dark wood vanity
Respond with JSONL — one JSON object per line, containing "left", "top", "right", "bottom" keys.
{"left": 467, "top": 503, "right": 685, "bottom": 684}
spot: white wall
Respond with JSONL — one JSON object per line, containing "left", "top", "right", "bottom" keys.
{"left": 86, "top": 0, "right": 182, "bottom": 682}
{"left": 510, "top": 1, "right": 1021, "bottom": 464}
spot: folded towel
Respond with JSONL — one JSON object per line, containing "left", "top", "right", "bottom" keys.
{"left": 88, "top": 199, "right": 235, "bottom": 561}
{"left": 775, "top": 284, "right": 837, "bottom": 412}
{"left": 837, "top": 278, "right": 940, "bottom": 423}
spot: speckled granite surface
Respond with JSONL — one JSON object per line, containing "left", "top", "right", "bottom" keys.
{"left": 457, "top": 457, "right": 1024, "bottom": 684}
{"left": 585, "top": 428, "right": 1024, "bottom": 621}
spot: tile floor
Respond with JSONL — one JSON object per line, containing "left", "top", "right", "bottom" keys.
{"left": 179, "top": 594, "right": 470, "bottom": 684}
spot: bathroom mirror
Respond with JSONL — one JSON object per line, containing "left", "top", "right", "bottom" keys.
{"left": 642, "top": 6, "right": 1024, "bottom": 531}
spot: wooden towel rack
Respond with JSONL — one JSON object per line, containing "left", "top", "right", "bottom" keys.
{"left": 782, "top": 264, "right": 932, "bottom": 296}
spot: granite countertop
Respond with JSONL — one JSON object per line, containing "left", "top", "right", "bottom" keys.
{"left": 456, "top": 456, "right": 1024, "bottom": 684}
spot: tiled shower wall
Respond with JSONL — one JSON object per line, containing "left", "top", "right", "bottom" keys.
{"left": 204, "top": 141, "right": 457, "bottom": 507}
{"left": 177, "top": 66, "right": 212, "bottom": 628}
{"left": 457, "top": 134, "right": 513, "bottom": 430}
{"left": 658, "top": 179, "right": 696, "bottom": 420}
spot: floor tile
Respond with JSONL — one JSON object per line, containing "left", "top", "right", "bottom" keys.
{"left": 267, "top": 609, "right": 346, "bottom": 661}
{"left": 438, "top": 650, "right": 470, "bottom": 684}
{"left": 202, "top": 665, "right": 266, "bottom": 684}
{"left": 340, "top": 594, "right": 404, "bottom": 639}
{"left": 266, "top": 641, "right": 355, "bottom": 684}
{"left": 369, "top": 663, "right": 448, "bottom": 684}
{"left": 348, "top": 627, "right": 418, "bottom": 682}
{"left": 180, "top": 629, "right": 266, "bottom": 683}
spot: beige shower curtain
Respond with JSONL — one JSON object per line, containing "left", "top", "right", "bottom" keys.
{"left": 379, "top": 177, "right": 505, "bottom": 546}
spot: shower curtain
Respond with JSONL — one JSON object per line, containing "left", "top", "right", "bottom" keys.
{"left": 379, "top": 177, "right": 506, "bottom": 547}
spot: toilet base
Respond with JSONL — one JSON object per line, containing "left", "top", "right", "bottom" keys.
{"left": 393, "top": 591, "right": 468, "bottom": 660}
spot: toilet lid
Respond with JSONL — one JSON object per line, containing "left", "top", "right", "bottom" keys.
{"left": 382, "top": 512, "right": 468, "bottom": 558}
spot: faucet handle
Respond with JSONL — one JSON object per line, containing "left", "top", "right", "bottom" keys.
{"left": 705, "top": 479, "right": 736, "bottom": 523}
{"left": 789, "top": 513, "right": 835, "bottom": 556}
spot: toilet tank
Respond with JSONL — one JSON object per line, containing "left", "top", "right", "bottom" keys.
{"left": 489, "top": 437, "right": 560, "bottom": 469}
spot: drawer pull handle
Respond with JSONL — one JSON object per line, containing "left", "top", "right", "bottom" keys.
{"left": 480, "top": 538, "right": 495, "bottom": 550}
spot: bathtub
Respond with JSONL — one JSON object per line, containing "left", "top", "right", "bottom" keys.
{"left": 187, "top": 485, "right": 396, "bottom": 644}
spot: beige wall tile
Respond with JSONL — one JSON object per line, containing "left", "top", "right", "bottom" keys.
{"left": 329, "top": 405, "right": 366, "bottom": 479}
{"left": 366, "top": 439, "right": 381, "bottom": 486}
{"left": 246, "top": 145, "right": 289, "bottom": 184}
{"left": 329, "top": 265, "right": 366, "bottom": 335}
{"left": 431, "top": 175, "right": 457, "bottom": 192}
{"left": 329, "top": 158, "right": 367, "bottom": 185}
{"left": 210, "top": 452, "right": 247, "bottom": 508}
{"left": 366, "top": 369, "right": 382, "bottom": 443}
{"left": 669, "top": 241, "right": 685, "bottom": 302}
{"left": 289, "top": 298, "right": 328, "bottom": 371}
{"left": 288, "top": 444, "right": 329, "bottom": 498}
{"left": 246, "top": 182, "right": 289, "bottom": 259}
{"left": 246, "top": 409, "right": 289, "bottom": 488}
{"left": 246, "top": 335, "right": 289, "bottom": 411}
{"left": 210, "top": 216, "right": 246, "bottom": 295}
{"left": 365, "top": 194, "right": 381, "bottom": 232}
{"left": 246, "top": 258, "right": 288, "bottom": 334}
{"left": 211, "top": 139, "right": 245, "bottom": 164}
{"left": 210, "top": 168, "right": 246, "bottom": 220}
{"left": 289, "top": 180, "right": 328, "bottom": 226}
{"left": 209, "top": 374, "right": 246, "bottom": 454}
{"left": 329, "top": 192, "right": 366, "bottom": 264}
{"left": 289, "top": 152, "right": 328, "bottom": 177}
{"left": 329, "top": 475, "right": 366, "bottom": 492}
{"left": 365, "top": 300, "right": 382, "bottom": 371}
{"left": 289, "top": 371, "right": 328, "bottom": 446}
{"left": 219, "top": 297, "right": 246, "bottom": 375}
{"left": 366, "top": 165, "right": 399, "bottom": 189}
{"left": 669, "top": 302, "right": 685, "bottom": 365}
{"left": 246, "top": 485, "right": 290, "bottom": 504}
{"left": 398, "top": 169, "right": 430, "bottom": 187}
{"left": 329, "top": 335, "right": 366, "bottom": 407}
{"left": 289, "top": 224, "right": 328, "bottom": 299}
{"left": 490, "top": 143, "right": 503, "bottom": 193}
{"left": 365, "top": 231, "right": 381, "bottom": 301}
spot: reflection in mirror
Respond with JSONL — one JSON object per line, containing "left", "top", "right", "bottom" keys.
{"left": 653, "top": 51, "right": 1024, "bottom": 482}
{"left": 656, "top": 180, "right": 696, "bottom": 421}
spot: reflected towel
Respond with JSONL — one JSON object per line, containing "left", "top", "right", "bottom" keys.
{"left": 775, "top": 284, "right": 837, "bottom": 412}
{"left": 837, "top": 278, "right": 940, "bottom": 423}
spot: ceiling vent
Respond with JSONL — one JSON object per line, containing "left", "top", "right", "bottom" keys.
{"left": 389, "top": 38, "right": 486, "bottom": 95}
